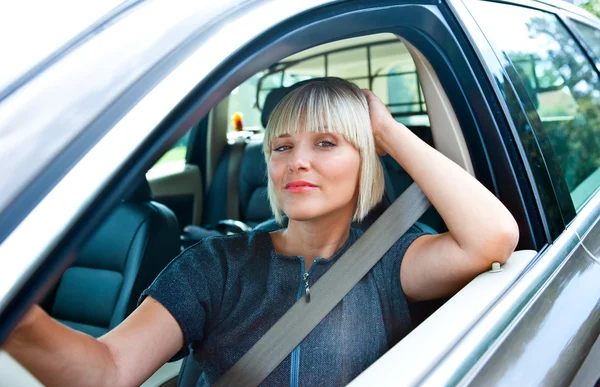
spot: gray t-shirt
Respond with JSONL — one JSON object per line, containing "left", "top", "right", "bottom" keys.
{"left": 139, "top": 228, "right": 423, "bottom": 386}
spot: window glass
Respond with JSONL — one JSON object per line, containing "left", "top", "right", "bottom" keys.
{"left": 282, "top": 57, "right": 325, "bottom": 87}
{"left": 571, "top": 20, "right": 600, "bottom": 59}
{"left": 328, "top": 48, "right": 368, "bottom": 79}
{"left": 371, "top": 42, "right": 415, "bottom": 74}
{"left": 252, "top": 35, "right": 428, "bottom": 132}
{"left": 153, "top": 130, "right": 191, "bottom": 167}
{"left": 257, "top": 72, "right": 283, "bottom": 110}
{"left": 470, "top": 2, "right": 600, "bottom": 210}
{"left": 228, "top": 74, "right": 263, "bottom": 132}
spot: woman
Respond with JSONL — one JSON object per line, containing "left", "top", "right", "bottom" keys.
{"left": 4, "top": 77, "right": 519, "bottom": 386}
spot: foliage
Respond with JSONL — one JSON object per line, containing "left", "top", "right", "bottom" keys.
{"left": 155, "top": 146, "right": 187, "bottom": 166}
{"left": 577, "top": 0, "right": 600, "bottom": 18}
{"left": 524, "top": 16, "right": 600, "bottom": 195}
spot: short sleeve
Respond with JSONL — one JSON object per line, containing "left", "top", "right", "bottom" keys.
{"left": 137, "top": 242, "right": 224, "bottom": 360}
{"left": 376, "top": 232, "right": 427, "bottom": 344}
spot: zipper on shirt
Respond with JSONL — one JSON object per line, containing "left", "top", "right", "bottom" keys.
{"left": 290, "top": 257, "right": 320, "bottom": 387}
{"left": 302, "top": 272, "right": 311, "bottom": 302}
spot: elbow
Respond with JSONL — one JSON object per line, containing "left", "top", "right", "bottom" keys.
{"left": 474, "top": 218, "right": 520, "bottom": 267}
{"left": 495, "top": 220, "right": 520, "bottom": 264}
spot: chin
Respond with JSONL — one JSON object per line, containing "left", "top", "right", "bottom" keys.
{"left": 284, "top": 209, "right": 326, "bottom": 222}
{"left": 282, "top": 203, "right": 329, "bottom": 222}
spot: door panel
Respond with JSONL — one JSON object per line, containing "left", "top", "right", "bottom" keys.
{"left": 466, "top": 244, "right": 600, "bottom": 386}
{"left": 147, "top": 164, "right": 203, "bottom": 230}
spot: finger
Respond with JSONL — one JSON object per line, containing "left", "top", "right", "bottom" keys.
{"left": 361, "top": 89, "right": 375, "bottom": 101}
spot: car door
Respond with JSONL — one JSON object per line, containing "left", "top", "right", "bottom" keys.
{"left": 415, "top": 0, "right": 600, "bottom": 385}
{"left": 0, "top": 0, "right": 585, "bottom": 386}
{"left": 0, "top": 0, "right": 344, "bottom": 348}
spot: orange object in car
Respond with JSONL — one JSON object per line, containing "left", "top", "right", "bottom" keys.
{"left": 232, "top": 112, "right": 244, "bottom": 131}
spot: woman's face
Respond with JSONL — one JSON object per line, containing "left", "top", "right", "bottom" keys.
{"left": 268, "top": 130, "right": 361, "bottom": 222}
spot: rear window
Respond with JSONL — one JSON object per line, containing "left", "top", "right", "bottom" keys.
{"left": 225, "top": 34, "right": 430, "bottom": 135}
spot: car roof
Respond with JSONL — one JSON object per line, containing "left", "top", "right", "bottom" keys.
{"left": 0, "top": 0, "right": 253, "bottom": 217}
{"left": 0, "top": 0, "right": 124, "bottom": 98}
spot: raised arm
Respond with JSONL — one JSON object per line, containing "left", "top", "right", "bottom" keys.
{"left": 363, "top": 89, "right": 519, "bottom": 301}
{"left": 3, "top": 297, "right": 183, "bottom": 387}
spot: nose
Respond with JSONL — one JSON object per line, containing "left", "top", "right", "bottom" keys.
{"left": 288, "top": 144, "right": 311, "bottom": 172}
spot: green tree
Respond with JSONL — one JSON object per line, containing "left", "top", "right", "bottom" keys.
{"left": 577, "top": 0, "right": 600, "bottom": 18}
{"left": 525, "top": 16, "right": 600, "bottom": 196}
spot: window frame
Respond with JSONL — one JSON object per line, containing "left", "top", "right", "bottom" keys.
{"left": 463, "top": 0, "right": 600, "bottom": 237}
{"left": 477, "top": 1, "right": 600, "bottom": 222}
{"left": 563, "top": 13, "right": 600, "bottom": 73}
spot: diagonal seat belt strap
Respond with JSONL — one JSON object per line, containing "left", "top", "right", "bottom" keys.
{"left": 214, "top": 182, "right": 431, "bottom": 387}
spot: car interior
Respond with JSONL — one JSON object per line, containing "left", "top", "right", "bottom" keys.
{"left": 31, "top": 32, "right": 538, "bottom": 386}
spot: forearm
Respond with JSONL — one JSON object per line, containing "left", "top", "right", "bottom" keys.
{"left": 379, "top": 122, "right": 518, "bottom": 262}
{"left": 4, "top": 306, "right": 119, "bottom": 387}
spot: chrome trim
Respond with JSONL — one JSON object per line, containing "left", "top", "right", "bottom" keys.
{"left": 574, "top": 189, "right": 600, "bottom": 243}
{"left": 580, "top": 192, "right": 600, "bottom": 260}
{"left": 0, "top": 0, "right": 337, "bottom": 313}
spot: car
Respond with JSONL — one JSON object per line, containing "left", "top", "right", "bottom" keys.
{"left": 0, "top": 0, "right": 599, "bottom": 386}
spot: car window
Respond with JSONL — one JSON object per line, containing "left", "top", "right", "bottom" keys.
{"left": 227, "top": 74, "right": 265, "bottom": 134}
{"left": 241, "top": 36, "right": 429, "bottom": 130}
{"left": 152, "top": 129, "right": 191, "bottom": 167}
{"left": 571, "top": 20, "right": 600, "bottom": 59}
{"left": 470, "top": 2, "right": 600, "bottom": 211}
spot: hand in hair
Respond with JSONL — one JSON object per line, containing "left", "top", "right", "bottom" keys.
{"left": 362, "top": 89, "right": 398, "bottom": 156}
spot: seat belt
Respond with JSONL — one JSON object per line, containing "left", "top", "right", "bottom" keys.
{"left": 214, "top": 182, "right": 431, "bottom": 387}
{"left": 226, "top": 136, "right": 246, "bottom": 220}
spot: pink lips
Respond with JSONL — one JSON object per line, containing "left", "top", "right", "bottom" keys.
{"left": 285, "top": 180, "right": 318, "bottom": 193}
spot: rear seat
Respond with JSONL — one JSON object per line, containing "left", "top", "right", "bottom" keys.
{"left": 202, "top": 138, "right": 271, "bottom": 228}
{"left": 181, "top": 84, "right": 441, "bottom": 247}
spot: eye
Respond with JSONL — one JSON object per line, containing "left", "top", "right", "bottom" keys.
{"left": 273, "top": 144, "right": 291, "bottom": 152}
{"left": 316, "top": 140, "right": 336, "bottom": 148}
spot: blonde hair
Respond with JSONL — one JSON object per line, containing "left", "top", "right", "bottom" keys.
{"left": 263, "top": 77, "right": 385, "bottom": 224}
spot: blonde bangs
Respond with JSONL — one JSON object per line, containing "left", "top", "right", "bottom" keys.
{"left": 263, "top": 81, "right": 368, "bottom": 155}
{"left": 263, "top": 77, "right": 385, "bottom": 224}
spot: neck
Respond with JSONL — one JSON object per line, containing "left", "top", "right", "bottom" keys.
{"left": 272, "top": 211, "right": 353, "bottom": 270}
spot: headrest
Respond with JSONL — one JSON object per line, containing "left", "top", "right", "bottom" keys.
{"left": 126, "top": 178, "right": 152, "bottom": 202}
{"left": 261, "top": 87, "right": 288, "bottom": 128}
{"left": 260, "top": 78, "right": 326, "bottom": 128}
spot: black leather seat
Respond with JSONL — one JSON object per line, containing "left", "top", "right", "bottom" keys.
{"left": 48, "top": 179, "right": 180, "bottom": 337}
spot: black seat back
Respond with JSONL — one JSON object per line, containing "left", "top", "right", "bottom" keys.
{"left": 49, "top": 180, "right": 180, "bottom": 337}
{"left": 238, "top": 140, "right": 271, "bottom": 226}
